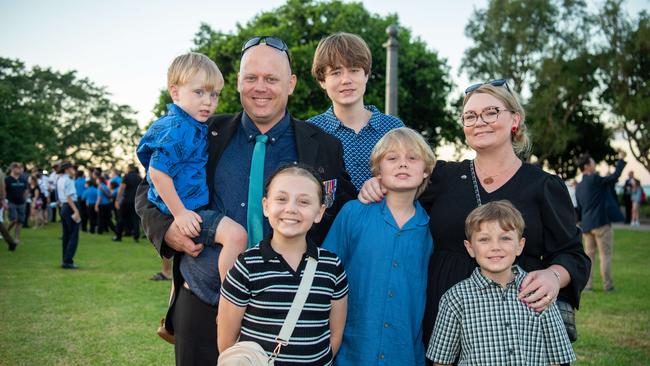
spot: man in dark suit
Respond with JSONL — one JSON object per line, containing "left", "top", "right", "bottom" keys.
{"left": 135, "top": 36, "right": 354, "bottom": 365}
{"left": 575, "top": 151, "right": 626, "bottom": 293}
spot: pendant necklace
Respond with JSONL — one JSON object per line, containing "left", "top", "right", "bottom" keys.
{"left": 474, "top": 158, "right": 520, "bottom": 185}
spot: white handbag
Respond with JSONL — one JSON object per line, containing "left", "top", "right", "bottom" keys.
{"left": 218, "top": 257, "right": 318, "bottom": 365}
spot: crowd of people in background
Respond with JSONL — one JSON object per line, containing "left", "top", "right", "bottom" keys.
{"left": 1, "top": 161, "right": 143, "bottom": 260}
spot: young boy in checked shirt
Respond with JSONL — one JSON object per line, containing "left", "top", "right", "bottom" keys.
{"left": 427, "top": 200, "right": 575, "bottom": 366}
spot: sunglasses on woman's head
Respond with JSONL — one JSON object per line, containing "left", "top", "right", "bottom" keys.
{"left": 464, "top": 79, "right": 511, "bottom": 94}
{"left": 241, "top": 36, "right": 291, "bottom": 64}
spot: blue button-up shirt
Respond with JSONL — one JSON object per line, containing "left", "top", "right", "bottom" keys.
{"left": 308, "top": 105, "right": 403, "bottom": 190}
{"left": 74, "top": 177, "right": 86, "bottom": 198}
{"left": 136, "top": 103, "right": 209, "bottom": 215}
{"left": 323, "top": 199, "right": 433, "bottom": 366}
{"left": 211, "top": 111, "right": 298, "bottom": 234}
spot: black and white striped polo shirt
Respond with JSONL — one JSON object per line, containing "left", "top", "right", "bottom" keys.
{"left": 221, "top": 238, "right": 348, "bottom": 365}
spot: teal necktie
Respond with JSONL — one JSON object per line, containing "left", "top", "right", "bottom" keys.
{"left": 247, "top": 134, "right": 269, "bottom": 248}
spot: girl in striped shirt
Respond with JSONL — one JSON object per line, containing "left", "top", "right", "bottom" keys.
{"left": 218, "top": 164, "right": 349, "bottom": 365}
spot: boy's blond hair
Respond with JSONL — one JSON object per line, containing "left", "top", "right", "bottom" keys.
{"left": 464, "top": 200, "right": 525, "bottom": 240}
{"left": 311, "top": 32, "right": 372, "bottom": 82}
{"left": 370, "top": 127, "right": 436, "bottom": 198}
{"left": 167, "top": 52, "right": 223, "bottom": 91}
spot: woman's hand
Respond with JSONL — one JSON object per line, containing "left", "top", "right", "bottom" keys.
{"left": 358, "top": 177, "right": 386, "bottom": 204}
{"left": 518, "top": 268, "right": 561, "bottom": 312}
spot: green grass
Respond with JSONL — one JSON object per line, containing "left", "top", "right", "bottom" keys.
{"left": 0, "top": 226, "right": 174, "bottom": 365}
{"left": 0, "top": 225, "right": 649, "bottom": 365}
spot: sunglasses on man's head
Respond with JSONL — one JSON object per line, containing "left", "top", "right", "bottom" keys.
{"left": 464, "top": 79, "right": 511, "bottom": 94}
{"left": 241, "top": 36, "right": 291, "bottom": 63}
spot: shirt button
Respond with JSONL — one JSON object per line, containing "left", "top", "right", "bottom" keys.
{"left": 504, "top": 321, "right": 511, "bottom": 327}
{"left": 379, "top": 353, "right": 385, "bottom": 360}
{"left": 392, "top": 261, "right": 398, "bottom": 268}
{"left": 240, "top": 203, "right": 246, "bottom": 207}
{"left": 396, "top": 232, "right": 401, "bottom": 236}
{"left": 211, "top": 131, "right": 218, "bottom": 136}
{"left": 388, "top": 291, "right": 394, "bottom": 298}
{"left": 509, "top": 349, "right": 515, "bottom": 355}
{"left": 384, "top": 322, "right": 390, "bottom": 328}
{"left": 271, "top": 137, "right": 276, "bottom": 142}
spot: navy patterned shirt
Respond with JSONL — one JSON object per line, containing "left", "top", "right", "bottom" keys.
{"left": 307, "top": 105, "right": 403, "bottom": 190}
{"left": 137, "top": 103, "right": 209, "bottom": 215}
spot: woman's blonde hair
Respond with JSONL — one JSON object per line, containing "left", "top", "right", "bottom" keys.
{"left": 167, "top": 52, "right": 223, "bottom": 91}
{"left": 370, "top": 127, "right": 436, "bottom": 198}
{"left": 463, "top": 84, "right": 531, "bottom": 157}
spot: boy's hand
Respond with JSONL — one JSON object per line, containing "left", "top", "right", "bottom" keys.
{"left": 173, "top": 209, "right": 203, "bottom": 238}
{"left": 358, "top": 177, "right": 386, "bottom": 204}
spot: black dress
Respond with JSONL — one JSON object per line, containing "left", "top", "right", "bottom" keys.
{"left": 419, "top": 160, "right": 590, "bottom": 345}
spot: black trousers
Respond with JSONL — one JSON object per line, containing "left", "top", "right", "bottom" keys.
{"left": 78, "top": 200, "right": 88, "bottom": 232}
{"left": 115, "top": 202, "right": 140, "bottom": 240}
{"left": 60, "top": 204, "right": 79, "bottom": 265}
{"left": 97, "top": 204, "right": 114, "bottom": 234}
{"left": 86, "top": 204, "right": 97, "bottom": 233}
{"left": 172, "top": 286, "right": 218, "bottom": 366}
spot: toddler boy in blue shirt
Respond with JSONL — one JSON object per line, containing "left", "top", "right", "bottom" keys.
{"left": 308, "top": 32, "right": 403, "bottom": 191}
{"left": 427, "top": 200, "right": 575, "bottom": 366}
{"left": 323, "top": 127, "right": 436, "bottom": 365}
{"left": 137, "top": 53, "right": 247, "bottom": 297}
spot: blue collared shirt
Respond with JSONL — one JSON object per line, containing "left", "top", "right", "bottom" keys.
{"left": 82, "top": 186, "right": 98, "bottom": 205}
{"left": 57, "top": 173, "right": 77, "bottom": 203}
{"left": 74, "top": 177, "right": 86, "bottom": 198}
{"left": 136, "top": 103, "right": 209, "bottom": 215}
{"left": 308, "top": 105, "right": 403, "bottom": 190}
{"left": 211, "top": 111, "right": 298, "bottom": 234}
{"left": 323, "top": 199, "right": 433, "bottom": 366}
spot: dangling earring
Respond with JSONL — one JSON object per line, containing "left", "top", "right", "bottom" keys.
{"left": 511, "top": 126, "right": 519, "bottom": 134}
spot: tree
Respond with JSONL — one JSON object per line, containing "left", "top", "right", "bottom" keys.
{"left": 461, "top": 0, "right": 614, "bottom": 177}
{"left": 153, "top": 0, "right": 460, "bottom": 146}
{"left": 598, "top": 1, "right": 650, "bottom": 174}
{"left": 0, "top": 57, "right": 140, "bottom": 168}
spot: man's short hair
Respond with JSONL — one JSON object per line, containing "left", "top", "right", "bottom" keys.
{"left": 577, "top": 153, "right": 593, "bottom": 172}
{"left": 465, "top": 200, "right": 525, "bottom": 240}
{"left": 9, "top": 162, "right": 22, "bottom": 170}
{"left": 311, "top": 32, "right": 372, "bottom": 82}
{"left": 167, "top": 52, "right": 224, "bottom": 92}
{"left": 370, "top": 127, "right": 436, "bottom": 198}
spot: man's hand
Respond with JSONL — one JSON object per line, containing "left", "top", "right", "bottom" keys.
{"left": 114, "top": 201, "right": 120, "bottom": 210}
{"left": 358, "top": 177, "right": 386, "bottom": 204}
{"left": 164, "top": 223, "right": 204, "bottom": 257}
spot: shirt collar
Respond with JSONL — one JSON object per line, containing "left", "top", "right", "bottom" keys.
{"left": 324, "top": 105, "right": 382, "bottom": 133}
{"left": 259, "top": 235, "right": 319, "bottom": 262}
{"left": 241, "top": 110, "right": 292, "bottom": 145}
{"left": 470, "top": 264, "right": 526, "bottom": 290}
{"left": 166, "top": 103, "right": 207, "bottom": 131}
{"left": 365, "top": 105, "right": 383, "bottom": 131}
{"left": 378, "top": 198, "right": 430, "bottom": 229}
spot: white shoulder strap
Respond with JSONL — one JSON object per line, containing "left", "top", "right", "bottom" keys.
{"left": 276, "top": 256, "right": 317, "bottom": 343}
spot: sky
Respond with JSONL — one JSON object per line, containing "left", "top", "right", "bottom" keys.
{"left": 1, "top": 0, "right": 648, "bottom": 181}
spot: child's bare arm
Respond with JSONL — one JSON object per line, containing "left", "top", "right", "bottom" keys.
{"left": 215, "top": 217, "right": 247, "bottom": 281}
{"left": 217, "top": 298, "right": 246, "bottom": 352}
{"left": 329, "top": 295, "right": 348, "bottom": 356}
{"left": 149, "top": 166, "right": 202, "bottom": 237}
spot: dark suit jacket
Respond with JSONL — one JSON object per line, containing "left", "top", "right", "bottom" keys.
{"left": 576, "top": 159, "right": 626, "bottom": 232}
{"left": 135, "top": 112, "right": 355, "bottom": 330}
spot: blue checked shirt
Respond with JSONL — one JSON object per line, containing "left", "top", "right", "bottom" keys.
{"left": 308, "top": 105, "right": 403, "bottom": 190}
{"left": 137, "top": 103, "right": 209, "bottom": 215}
{"left": 427, "top": 265, "right": 576, "bottom": 366}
